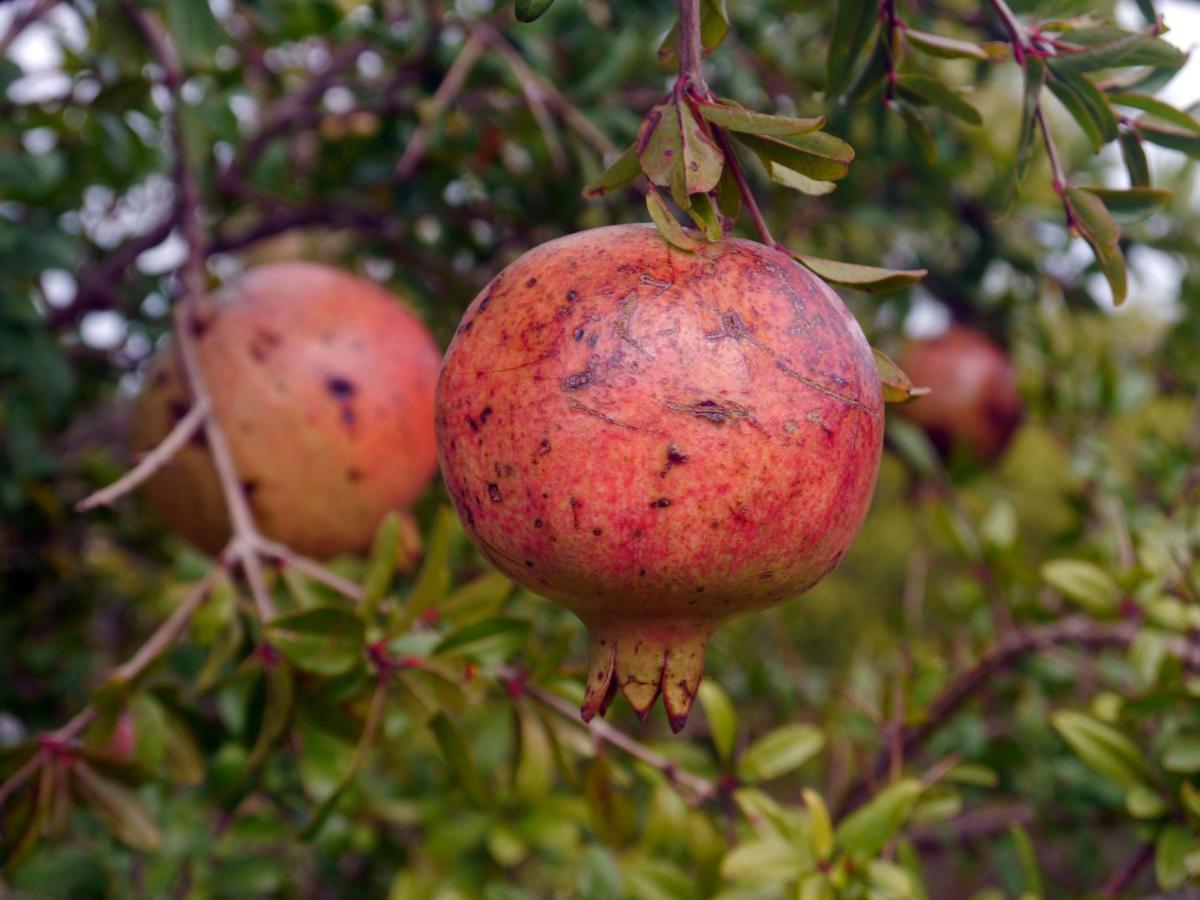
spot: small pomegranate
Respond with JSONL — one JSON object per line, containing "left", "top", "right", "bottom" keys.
{"left": 894, "top": 324, "right": 1022, "bottom": 466}
{"left": 437, "top": 225, "right": 883, "bottom": 729}
{"left": 131, "top": 262, "right": 440, "bottom": 558}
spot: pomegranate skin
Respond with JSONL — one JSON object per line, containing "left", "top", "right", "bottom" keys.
{"left": 895, "top": 325, "right": 1022, "bottom": 466}
{"left": 131, "top": 262, "right": 441, "bottom": 559}
{"left": 436, "top": 225, "right": 884, "bottom": 729}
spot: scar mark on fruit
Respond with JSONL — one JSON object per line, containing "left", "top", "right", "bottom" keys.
{"left": 479, "top": 406, "right": 493, "bottom": 425}
{"left": 488, "top": 482, "right": 502, "bottom": 503}
{"left": 569, "top": 497, "right": 580, "bottom": 528}
{"left": 612, "top": 291, "right": 654, "bottom": 358}
{"left": 539, "top": 438, "right": 552, "bottom": 454}
{"left": 562, "top": 369, "right": 593, "bottom": 391}
{"left": 666, "top": 398, "right": 755, "bottom": 426}
{"left": 567, "top": 398, "right": 637, "bottom": 431}
{"left": 805, "top": 409, "right": 833, "bottom": 435}
{"left": 650, "top": 497, "right": 672, "bottom": 508}
{"left": 661, "top": 443, "right": 688, "bottom": 476}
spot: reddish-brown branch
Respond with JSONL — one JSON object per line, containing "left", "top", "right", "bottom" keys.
{"left": 1098, "top": 842, "right": 1154, "bottom": 896}
{"left": 713, "top": 127, "right": 775, "bottom": 247}
{"left": 677, "top": 0, "right": 705, "bottom": 90}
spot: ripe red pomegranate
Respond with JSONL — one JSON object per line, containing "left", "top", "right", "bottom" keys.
{"left": 131, "top": 262, "right": 440, "bottom": 559}
{"left": 436, "top": 225, "right": 883, "bottom": 729}
{"left": 894, "top": 324, "right": 1022, "bottom": 466}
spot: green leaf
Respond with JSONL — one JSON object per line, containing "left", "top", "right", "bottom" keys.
{"left": 265, "top": 607, "right": 365, "bottom": 676}
{"left": 362, "top": 512, "right": 401, "bottom": 620}
{"left": 734, "top": 130, "right": 855, "bottom": 182}
{"left": 1049, "top": 27, "right": 1182, "bottom": 75}
{"left": 828, "top": 0, "right": 879, "bottom": 99}
{"left": 1011, "top": 57, "right": 1047, "bottom": 197}
{"left": 678, "top": 104, "right": 725, "bottom": 198}
{"left": 1064, "top": 187, "right": 1127, "bottom": 305}
{"left": 1163, "top": 733, "right": 1200, "bottom": 773}
{"left": 686, "top": 192, "right": 724, "bottom": 241}
{"left": 1009, "top": 825, "right": 1043, "bottom": 897}
{"left": 697, "top": 100, "right": 824, "bottom": 136}
{"left": 1040, "top": 559, "right": 1121, "bottom": 614}
{"left": 434, "top": 617, "right": 530, "bottom": 662}
{"left": 1181, "top": 782, "right": 1200, "bottom": 819}
{"left": 1109, "top": 92, "right": 1200, "bottom": 133}
{"left": 1050, "top": 710, "right": 1153, "bottom": 790}
{"left": 697, "top": 679, "right": 737, "bottom": 763}
{"left": 895, "top": 73, "right": 983, "bottom": 125}
{"left": 656, "top": 0, "right": 731, "bottom": 70}
{"left": 399, "top": 506, "right": 458, "bottom": 627}
{"left": 638, "top": 100, "right": 686, "bottom": 198}
{"left": 429, "top": 713, "right": 486, "bottom": 805}
{"left": 802, "top": 788, "right": 833, "bottom": 860}
{"left": 1138, "top": 122, "right": 1200, "bottom": 158}
{"left": 736, "top": 723, "right": 824, "bottom": 782}
{"left": 163, "top": 0, "right": 226, "bottom": 70}
{"left": 514, "top": 0, "right": 555, "bottom": 23}
{"left": 835, "top": 779, "right": 922, "bottom": 858}
{"left": 874, "top": 347, "right": 930, "bottom": 404}
{"left": 1126, "top": 785, "right": 1169, "bottom": 819}
{"left": 512, "top": 700, "right": 554, "bottom": 801}
{"left": 71, "top": 762, "right": 161, "bottom": 852}
{"left": 896, "top": 100, "right": 938, "bottom": 164}
{"left": 1119, "top": 130, "right": 1151, "bottom": 187}
{"left": 764, "top": 160, "right": 838, "bottom": 195}
{"left": 1046, "top": 71, "right": 1118, "bottom": 151}
{"left": 903, "top": 28, "right": 994, "bottom": 61}
{"left": 1156, "top": 825, "right": 1196, "bottom": 890}
{"left": 792, "top": 252, "right": 926, "bottom": 292}
{"left": 1080, "top": 186, "right": 1170, "bottom": 224}
{"left": 583, "top": 144, "right": 641, "bottom": 198}
{"left": 947, "top": 762, "right": 999, "bottom": 787}
{"left": 715, "top": 163, "right": 742, "bottom": 218}
{"left": 439, "top": 571, "right": 514, "bottom": 624}
{"left": 646, "top": 190, "right": 701, "bottom": 252}
{"left": 248, "top": 662, "right": 294, "bottom": 769}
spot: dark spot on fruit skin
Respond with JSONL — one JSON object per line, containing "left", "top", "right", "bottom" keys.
{"left": 573, "top": 327, "right": 585, "bottom": 341}
{"left": 760, "top": 571, "right": 775, "bottom": 579}
{"left": 534, "top": 518, "right": 543, "bottom": 528}
{"left": 587, "top": 333, "right": 599, "bottom": 349}
{"left": 457, "top": 318, "right": 474, "bottom": 334}
{"left": 488, "top": 483, "right": 502, "bottom": 502}
{"left": 249, "top": 329, "right": 282, "bottom": 362}
{"left": 592, "top": 528, "right": 602, "bottom": 536}
{"left": 241, "top": 479, "right": 258, "bottom": 496}
{"left": 566, "top": 290, "right": 579, "bottom": 303}
{"left": 189, "top": 311, "right": 213, "bottom": 338}
{"left": 525, "top": 559, "right": 534, "bottom": 567}
{"left": 650, "top": 498, "right": 671, "bottom": 508}
{"left": 667, "top": 445, "right": 688, "bottom": 465}
{"left": 639, "top": 568, "right": 646, "bottom": 576}
{"left": 539, "top": 438, "right": 551, "bottom": 454}
{"left": 326, "top": 376, "right": 357, "bottom": 399}
{"left": 479, "top": 294, "right": 492, "bottom": 311}
{"left": 562, "top": 370, "right": 593, "bottom": 391}
{"left": 526, "top": 277, "right": 537, "bottom": 287}
{"left": 466, "top": 415, "right": 479, "bottom": 432}
{"left": 347, "top": 468, "right": 363, "bottom": 483}
{"left": 480, "top": 406, "right": 493, "bottom": 424}
{"left": 569, "top": 497, "right": 580, "bottom": 527}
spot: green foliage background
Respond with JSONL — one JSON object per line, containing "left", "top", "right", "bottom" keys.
{"left": 2, "top": 0, "right": 1200, "bottom": 896}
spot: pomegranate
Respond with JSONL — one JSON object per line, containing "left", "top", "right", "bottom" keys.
{"left": 894, "top": 324, "right": 1022, "bottom": 466}
{"left": 131, "top": 262, "right": 440, "bottom": 558}
{"left": 436, "top": 225, "right": 883, "bottom": 729}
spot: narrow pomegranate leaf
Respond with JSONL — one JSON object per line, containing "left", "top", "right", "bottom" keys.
{"left": 697, "top": 680, "right": 737, "bottom": 763}
{"left": 827, "top": 0, "right": 878, "bottom": 99}
{"left": 1082, "top": 186, "right": 1171, "bottom": 223}
{"left": 396, "top": 506, "right": 456, "bottom": 629}
{"left": 903, "top": 28, "right": 994, "bottom": 61}
{"left": 637, "top": 100, "right": 684, "bottom": 192}
{"left": 429, "top": 713, "right": 486, "bottom": 805}
{"left": 687, "top": 192, "right": 724, "bottom": 240}
{"left": 802, "top": 789, "right": 834, "bottom": 860}
{"left": 248, "top": 663, "right": 294, "bottom": 768}
{"left": 791, "top": 252, "right": 926, "bottom": 292}
{"left": 72, "top": 761, "right": 162, "bottom": 852}
{"left": 1045, "top": 72, "right": 1118, "bottom": 151}
{"left": 1137, "top": 122, "right": 1200, "bottom": 159}
{"left": 733, "top": 131, "right": 854, "bottom": 182}
{"left": 646, "top": 190, "right": 701, "bottom": 252}
{"left": 697, "top": 100, "right": 824, "bottom": 136}
{"left": 1118, "top": 129, "right": 1151, "bottom": 187}
{"left": 736, "top": 723, "right": 825, "bottom": 783}
{"left": 895, "top": 73, "right": 983, "bottom": 126}
{"left": 1064, "top": 187, "right": 1127, "bottom": 304}
{"left": 678, "top": 103, "right": 725, "bottom": 197}
{"left": 835, "top": 779, "right": 922, "bottom": 859}
{"left": 1050, "top": 710, "right": 1153, "bottom": 790}
{"left": 1049, "top": 26, "right": 1184, "bottom": 74}
{"left": 265, "top": 607, "right": 365, "bottom": 675}
{"left": 872, "top": 347, "right": 930, "bottom": 404}
{"left": 582, "top": 143, "right": 641, "bottom": 198}
{"left": 514, "top": 0, "right": 556, "bottom": 23}
{"left": 715, "top": 163, "right": 742, "bottom": 219}
{"left": 1010, "top": 57, "right": 1046, "bottom": 200}
{"left": 1108, "top": 92, "right": 1200, "bottom": 133}
{"left": 434, "top": 617, "right": 531, "bottom": 663}
{"left": 362, "top": 511, "right": 401, "bottom": 618}
{"left": 766, "top": 160, "right": 838, "bottom": 194}
{"left": 1156, "top": 825, "right": 1194, "bottom": 890}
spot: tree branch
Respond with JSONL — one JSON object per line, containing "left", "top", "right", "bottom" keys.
{"left": 1098, "top": 841, "right": 1154, "bottom": 896}
{"left": 75, "top": 400, "right": 208, "bottom": 512}
{"left": 713, "top": 126, "right": 775, "bottom": 246}
{"left": 677, "top": 0, "right": 705, "bottom": 90}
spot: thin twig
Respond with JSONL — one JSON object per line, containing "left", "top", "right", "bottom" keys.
{"left": 713, "top": 127, "right": 775, "bottom": 246}
{"left": 1037, "top": 107, "right": 1067, "bottom": 193}
{"left": 394, "top": 29, "right": 487, "bottom": 179}
{"left": 0, "top": 559, "right": 228, "bottom": 810}
{"left": 76, "top": 401, "right": 209, "bottom": 512}
{"left": 506, "top": 671, "right": 717, "bottom": 803}
{"left": 1098, "top": 841, "right": 1154, "bottom": 896}
{"left": 256, "top": 537, "right": 364, "bottom": 602}
{"left": 677, "top": 0, "right": 705, "bottom": 89}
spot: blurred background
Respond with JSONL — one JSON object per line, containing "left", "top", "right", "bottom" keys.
{"left": 2, "top": 0, "right": 1200, "bottom": 896}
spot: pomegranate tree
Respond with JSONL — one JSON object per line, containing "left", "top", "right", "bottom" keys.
{"left": 131, "top": 262, "right": 440, "bottom": 559}
{"left": 894, "top": 324, "right": 1022, "bottom": 466}
{"left": 437, "top": 225, "right": 883, "bottom": 729}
